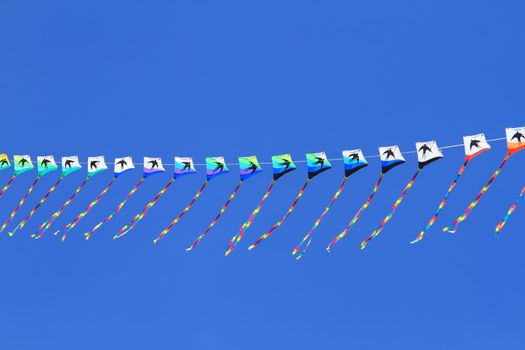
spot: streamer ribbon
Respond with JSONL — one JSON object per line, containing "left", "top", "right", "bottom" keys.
{"left": 225, "top": 180, "right": 276, "bottom": 256}
{"left": 326, "top": 174, "right": 385, "bottom": 252}
{"left": 443, "top": 153, "right": 511, "bottom": 234}
{"left": 411, "top": 160, "right": 469, "bottom": 243}
{"left": 153, "top": 181, "right": 209, "bottom": 244}
{"left": 361, "top": 169, "right": 421, "bottom": 250}
{"left": 0, "top": 175, "right": 16, "bottom": 200}
{"left": 495, "top": 184, "right": 525, "bottom": 234}
{"left": 248, "top": 179, "right": 311, "bottom": 251}
{"left": 9, "top": 176, "right": 64, "bottom": 236}
{"left": 186, "top": 180, "right": 243, "bottom": 251}
{"left": 84, "top": 177, "right": 145, "bottom": 240}
{"left": 114, "top": 178, "right": 175, "bottom": 239}
{"left": 32, "top": 177, "right": 90, "bottom": 239}
{"left": 56, "top": 178, "right": 117, "bottom": 241}
{"left": 293, "top": 177, "right": 348, "bottom": 259}
{"left": 1, "top": 177, "right": 40, "bottom": 233}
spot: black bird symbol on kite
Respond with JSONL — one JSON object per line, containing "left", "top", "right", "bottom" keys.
{"left": 40, "top": 158, "right": 52, "bottom": 168}
{"left": 64, "top": 159, "right": 75, "bottom": 168}
{"left": 213, "top": 160, "right": 224, "bottom": 172}
{"left": 348, "top": 153, "right": 360, "bottom": 162}
{"left": 116, "top": 159, "right": 127, "bottom": 169}
{"left": 279, "top": 158, "right": 291, "bottom": 172}
{"left": 148, "top": 159, "right": 159, "bottom": 169}
{"left": 312, "top": 156, "right": 325, "bottom": 168}
{"left": 182, "top": 161, "right": 192, "bottom": 171}
{"left": 512, "top": 131, "right": 525, "bottom": 143}
{"left": 469, "top": 139, "right": 482, "bottom": 150}
{"left": 0, "top": 158, "right": 8, "bottom": 167}
{"left": 18, "top": 158, "right": 30, "bottom": 167}
{"left": 419, "top": 144, "right": 433, "bottom": 157}
{"left": 383, "top": 149, "right": 396, "bottom": 160}
{"left": 90, "top": 160, "right": 100, "bottom": 170}
{"left": 247, "top": 161, "right": 258, "bottom": 173}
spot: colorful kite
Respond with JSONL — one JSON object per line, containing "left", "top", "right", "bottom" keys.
{"left": 54, "top": 157, "right": 110, "bottom": 241}
{"left": 0, "top": 154, "right": 13, "bottom": 200}
{"left": 186, "top": 156, "right": 262, "bottom": 251}
{"left": 293, "top": 150, "right": 367, "bottom": 259}
{"left": 2, "top": 156, "right": 57, "bottom": 234}
{"left": 84, "top": 156, "right": 136, "bottom": 240}
{"left": 495, "top": 184, "right": 525, "bottom": 234}
{"left": 0, "top": 155, "right": 33, "bottom": 202}
{"left": 225, "top": 153, "right": 296, "bottom": 256}
{"left": 248, "top": 152, "right": 331, "bottom": 251}
{"left": 153, "top": 157, "right": 202, "bottom": 244}
{"left": 114, "top": 157, "right": 171, "bottom": 239}
{"left": 411, "top": 134, "right": 491, "bottom": 243}
{"left": 361, "top": 141, "right": 443, "bottom": 249}
{"left": 32, "top": 156, "right": 101, "bottom": 239}
{"left": 326, "top": 146, "right": 405, "bottom": 252}
{"left": 443, "top": 127, "right": 525, "bottom": 233}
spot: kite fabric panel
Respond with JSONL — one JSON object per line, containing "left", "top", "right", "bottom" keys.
{"left": 114, "top": 156, "right": 135, "bottom": 176}
{"left": 292, "top": 150, "right": 368, "bottom": 259}
{"left": 239, "top": 156, "right": 263, "bottom": 181}
{"left": 379, "top": 146, "right": 405, "bottom": 173}
{"left": 206, "top": 156, "right": 229, "bottom": 180}
{"left": 153, "top": 157, "right": 202, "bottom": 244}
{"left": 443, "top": 127, "right": 525, "bottom": 234}
{"left": 143, "top": 157, "right": 165, "bottom": 177}
{"left": 361, "top": 141, "right": 443, "bottom": 249}
{"left": 306, "top": 152, "right": 332, "bottom": 179}
{"left": 495, "top": 184, "right": 525, "bottom": 234}
{"left": 225, "top": 154, "right": 296, "bottom": 256}
{"left": 411, "top": 134, "right": 491, "bottom": 243}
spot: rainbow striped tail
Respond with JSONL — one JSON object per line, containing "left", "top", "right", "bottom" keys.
{"left": 495, "top": 184, "right": 525, "bottom": 235}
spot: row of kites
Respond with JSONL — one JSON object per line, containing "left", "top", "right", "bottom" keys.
{"left": 0, "top": 127, "right": 524, "bottom": 259}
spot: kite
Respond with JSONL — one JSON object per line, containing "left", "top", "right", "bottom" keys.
{"left": 495, "top": 184, "right": 525, "bottom": 234}
{"left": 411, "top": 134, "right": 491, "bottom": 243}
{"left": 443, "top": 127, "right": 525, "bottom": 233}
{"left": 2, "top": 156, "right": 57, "bottom": 235}
{"left": 361, "top": 141, "right": 443, "bottom": 249}
{"left": 293, "top": 150, "right": 367, "bottom": 259}
{"left": 32, "top": 156, "right": 103, "bottom": 239}
{"left": 326, "top": 146, "right": 405, "bottom": 252}
{"left": 0, "top": 155, "right": 33, "bottom": 202}
{"left": 153, "top": 157, "right": 202, "bottom": 244}
{"left": 84, "top": 156, "right": 136, "bottom": 240}
{"left": 186, "top": 156, "right": 262, "bottom": 251}
{"left": 225, "top": 153, "right": 297, "bottom": 256}
{"left": 114, "top": 157, "right": 171, "bottom": 239}
{"left": 248, "top": 152, "right": 332, "bottom": 251}
{"left": 54, "top": 157, "right": 111, "bottom": 241}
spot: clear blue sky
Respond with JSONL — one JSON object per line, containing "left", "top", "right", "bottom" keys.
{"left": 0, "top": 1, "right": 524, "bottom": 349}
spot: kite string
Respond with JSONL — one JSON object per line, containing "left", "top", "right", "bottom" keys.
{"left": 0, "top": 175, "right": 16, "bottom": 199}
{"left": 153, "top": 180, "right": 209, "bottom": 244}
{"left": 410, "top": 160, "right": 469, "bottom": 243}
{"left": 248, "top": 179, "right": 311, "bottom": 251}
{"left": 114, "top": 178, "right": 175, "bottom": 239}
{"left": 58, "top": 178, "right": 117, "bottom": 241}
{"left": 293, "top": 177, "right": 348, "bottom": 260}
{"left": 32, "top": 177, "right": 90, "bottom": 239}
{"left": 9, "top": 176, "right": 64, "bottom": 236}
{"left": 443, "top": 153, "right": 511, "bottom": 234}
{"left": 326, "top": 173, "right": 385, "bottom": 252}
{"left": 495, "top": 184, "right": 525, "bottom": 234}
{"left": 186, "top": 180, "right": 243, "bottom": 251}
{"left": 225, "top": 180, "right": 276, "bottom": 256}
{"left": 84, "top": 177, "right": 145, "bottom": 240}
{"left": 1, "top": 177, "right": 40, "bottom": 233}
{"left": 361, "top": 169, "right": 421, "bottom": 250}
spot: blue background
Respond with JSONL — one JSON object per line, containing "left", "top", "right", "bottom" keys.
{"left": 1, "top": 1, "right": 524, "bottom": 349}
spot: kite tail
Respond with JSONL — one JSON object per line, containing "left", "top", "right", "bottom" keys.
{"left": 361, "top": 169, "right": 421, "bottom": 250}
{"left": 32, "top": 177, "right": 90, "bottom": 239}
{"left": 495, "top": 184, "right": 525, "bottom": 235}
{"left": 2, "top": 177, "right": 40, "bottom": 234}
{"left": 248, "top": 179, "right": 311, "bottom": 251}
{"left": 9, "top": 176, "right": 64, "bottom": 237}
{"left": 186, "top": 181, "right": 243, "bottom": 251}
{"left": 225, "top": 180, "right": 276, "bottom": 256}
{"left": 114, "top": 178, "right": 175, "bottom": 240}
{"left": 443, "top": 153, "right": 511, "bottom": 234}
{"left": 0, "top": 175, "right": 16, "bottom": 200}
{"left": 153, "top": 181, "right": 209, "bottom": 244}
{"left": 58, "top": 178, "right": 117, "bottom": 242}
{"left": 326, "top": 174, "right": 385, "bottom": 253}
{"left": 84, "top": 177, "right": 145, "bottom": 240}
{"left": 293, "top": 177, "right": 348, "bottom": 260}
{"left": 411, "top": 160, "right": 469, "bottom": 244}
